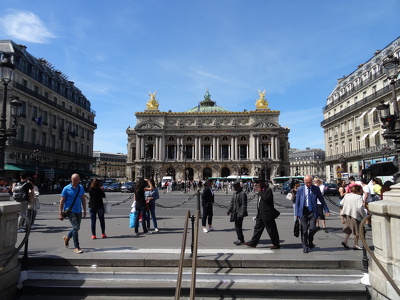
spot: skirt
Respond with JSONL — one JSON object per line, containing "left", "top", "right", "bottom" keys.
{"left": 343, "top": 215, "right": 360, "bottom": 237}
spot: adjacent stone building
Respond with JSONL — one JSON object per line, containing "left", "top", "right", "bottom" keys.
{"left": 289, "top": 148, "right": 325, "bottom": 179}
{"left": 321, "top": 36, "right": 400, "bottom": 181}
{"left": 93, "top": 151, "right": 127, "bottom": 182}
{"left": 0, "top": 40, "right": 97, "bottom": 181}
{"left": 126, "top": 90, "right": 290, "bottom": 183}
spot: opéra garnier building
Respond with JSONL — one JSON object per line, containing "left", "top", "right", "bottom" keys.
{"left": 126, "top": 90, "right": 290, "bottom": 182}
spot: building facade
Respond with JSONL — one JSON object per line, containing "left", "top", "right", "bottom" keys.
{"left": 321, "top": 37, "right": 400, "bottom": 181}
{"left": 0, "top": 40, "right": 97, "bottom": 181}
{"left": 126, "top": 90, "right": 290, "bottom": 183}
{"left": 289, "top": 148, "right": 325, "bottom": 179}
{"left": 93, "top": 151, "right": 127, "bottom": 182}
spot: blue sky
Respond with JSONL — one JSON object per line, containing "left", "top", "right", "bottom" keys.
{"left": 0, "top": 0, "right": 399, "bottom": 154}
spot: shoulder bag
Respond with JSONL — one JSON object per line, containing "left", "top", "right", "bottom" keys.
{"left": 62, "top": 186, "right": 81, "bottom": 218}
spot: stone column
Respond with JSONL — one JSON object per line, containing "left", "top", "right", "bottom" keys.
{"left": 0, "top": 195, "right": 21, "bottom": 300}
{"left": 368, "top": 184, "right": 400, "bottom": 300}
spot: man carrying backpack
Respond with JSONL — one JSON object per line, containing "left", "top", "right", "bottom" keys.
{"left": 12, "top": 172, "right": 34, "bottom": 233}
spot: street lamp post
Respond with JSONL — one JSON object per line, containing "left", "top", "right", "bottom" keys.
{"left": 0, "top": 54, "right": 22, "bottom": 172}
{"left": 179, "top": 144, "right": 187, "bottom": 193}
{"left": 377, "top": 54, "right": 400, "bottom": 181}
{"left": 144, "top": 144, "right": 149, "bottom": 178}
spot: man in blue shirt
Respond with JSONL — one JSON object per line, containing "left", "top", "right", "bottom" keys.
{"left": 59, "top": 173, "right": 86, "bottom": 254}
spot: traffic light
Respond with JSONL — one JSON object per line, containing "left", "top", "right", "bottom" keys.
{"left": 381, "top": 114, "right": 397, "bottom": 131}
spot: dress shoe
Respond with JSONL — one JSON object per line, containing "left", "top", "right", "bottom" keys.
{"left": 341, "top": 242, "right": 350, "bottom": 249}
{"left": 309, "top": 242, "right": 315, "bottom": 249}
{"left": 270, "top": 245, "right": 280, "bottom": 249}
{"left": 244, "top": 242, "right": 256, "bottom": 248}
{"left": 303, "top": 247, "right": 309, "bottom": 253}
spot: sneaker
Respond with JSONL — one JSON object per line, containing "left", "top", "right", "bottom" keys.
{"left": 234, "top": 240, "right": 243, "bottom": 246}
{"left": 208, "top": 227, "right": 215, "bottom": 231}
{"left": 101, "top": 234, "right": 107, "bottom": 238}
{"left": 63, "top": 236, "right": 69, "bottom": 248}
{"left": 154, "top": 228, "right": 159, "bottom": 232}
{"left": 203, "top": 228, "right": 208, "bottom": 233}
{"left": 74, "top": 248, "right": 83, "bottom": 254}
{"left": 92, "top": 235, "right": 97, "bottom": 239}
{"left": 144, "top": 231, "right": 152, "bottom": 235}
{"left": 17, "top": 229, "right": 25, "bottom": 233}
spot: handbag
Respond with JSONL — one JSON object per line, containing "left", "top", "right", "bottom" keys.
{"left": 294, "top": 219, "right": 300, "bottom": 237}
{"left": 103, "top": 198, "right": 111, "bottom": 213}
{"left": 61, "top": 186, "right": 81, "bottom": 218}
{"left": 285, "top": 192, "right": 293, "bottom": 201}
{"left": 129, "top": 211, "right": 140, "bottom": 228}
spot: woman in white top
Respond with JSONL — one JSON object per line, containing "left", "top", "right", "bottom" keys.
{"left": 340, "top": 184, "right": 366, "bottom": 250}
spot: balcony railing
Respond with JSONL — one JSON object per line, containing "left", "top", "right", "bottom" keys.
{"left": 321, "top": 80, "right": 399, "bottom": 127}
{"left": 325, "top": 144, "right": 393, "bottom": 162}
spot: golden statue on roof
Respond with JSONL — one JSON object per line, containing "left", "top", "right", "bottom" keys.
{"left": 255, "top": 89, "right": 269, "bottom": 109}
{"left": 146, "top": 91, "right": 159, "bottom": 110}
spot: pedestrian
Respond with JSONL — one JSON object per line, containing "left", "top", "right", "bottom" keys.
{"left": 202, "top": 179, "right": 215, "bottom": 233}
{"left": 0, "top": 177, "right": 11, "bottom": 193}
{"left": 133, "top": 178, "right": 154, "bottom": 236}
{"left": 290, "top": 180, "right": 301, "bottom": 222}
{"left": 372, "top": 177, "right": 383, "bottom": 200}
{"left": 295, "top": 174, "right": 330, "bottom": 253}
{"left": 244, "top": 176, "right": 281, "bottom": 249}
{"left": 227, "top": 180, "right": 248, "bottom": 245}
{"left": 314, "top": 178, "right": 328, "bottom": 233}
{"left": 13, "top": 172, "right": 34, "bottom": 233}
{"left": 88, "top": 178, "right": 107, "bottom": 239}
{"left": 340, "top": 184, "right": 366, "bottom": 250}
{"left": 145, "top": 178, "right": 159, "bottom": 232}
{"left": 27, "top": 177, "right": 40, "bottom": 230}
{"left": 59, "top": 173, "right": 86, "bottom": 254}
{"left": 337, "top": 179, "right": 347, "bottom": 224}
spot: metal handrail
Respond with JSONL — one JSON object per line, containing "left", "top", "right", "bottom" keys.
{"left": 0, "top": 213, "right": 30, "bottom": 272}
{"left": 190, "top": 210, "right": 200, "bottom": 300}
{"left": 175, "top": 210, "right": 190, "bottom": 300}
{"left": 359, "top": 214, "right": 400, "bottom": 297}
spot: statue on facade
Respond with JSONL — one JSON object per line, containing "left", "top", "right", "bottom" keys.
{"left": 255, "top": 89, "right": 269, "bottom": 109}
{"left": 146, "top": 91, "right": 159, "bottom": 110}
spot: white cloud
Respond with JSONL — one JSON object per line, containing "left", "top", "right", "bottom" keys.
{"left": 0, "top": 11, "right": 55, "bottom": 43}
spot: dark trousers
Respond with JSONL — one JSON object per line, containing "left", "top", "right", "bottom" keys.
{"left": 134, "top": 208, "right": 148, "bottom": 234}
{"left": 250, "top": 216, "right": 280, "bottom": 246}
{"left": 234, "top": 217, "right": 244, "bottom": 242}
{"left": 300, "top": 207, "right": 316, "bottom": 249}
{"left": 202, "top": 207, "right": 213, "bottom": 227}
{"left": 89, "top": 206, "right": 106, "bottom": 236}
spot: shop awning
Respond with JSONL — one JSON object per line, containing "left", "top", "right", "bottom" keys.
{"left": 370, "top": 130, "right": 380, "bottom": 138}
{"left": 357, "top": 111, "right": 368, "bottom": 120}
{"left": 5, "top": 164, "right": 36, "bottom": 172}
{"left": 360, "top": 133, "right": 369, "bottom": 141}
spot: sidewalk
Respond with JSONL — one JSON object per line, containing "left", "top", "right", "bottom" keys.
{"left": 18, "top": 200, "right": 372, "bottom": 270}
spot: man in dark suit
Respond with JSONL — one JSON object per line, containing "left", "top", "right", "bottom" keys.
{"left": 245, "top": 176, "right": 280, "bottom": 249}
{"left": 295, "top": 175, "right": 330, "bottom": 253}
{"left": 201, "top": 179, "right": 215, "bottom": 233}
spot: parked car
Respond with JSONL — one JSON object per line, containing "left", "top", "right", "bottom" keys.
{"left": 108, "top": 182, "right": 121, "bottom": 192}
{"left": 121, "top": 181, "right": 135, "bottom": 193}
{"left": 102, "top": 182, "right": 110, "bottom": 191}
{"left": 324, "top": 183, "right": 339, "bottom": 196}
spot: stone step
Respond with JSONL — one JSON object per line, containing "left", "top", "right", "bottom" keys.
{"left": 18, "top": 266, "right": 369, "bottom": 299}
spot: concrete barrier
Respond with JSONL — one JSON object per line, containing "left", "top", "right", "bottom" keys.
{"left": 0, "top": 193, "right": 21, "bottom": 300}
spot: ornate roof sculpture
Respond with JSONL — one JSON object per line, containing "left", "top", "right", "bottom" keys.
{"left": 146, "top": 91, "right": 159, "bottom": 110}
{"left": 255, "top": 89, "right": 269, "bottom": 110}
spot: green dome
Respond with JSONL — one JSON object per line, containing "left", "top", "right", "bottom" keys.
{"left": 186, "top": 104, "right": 231, "bottom": 113}
{"left": 185, "top": 89, "right": 231, "bottom": 113}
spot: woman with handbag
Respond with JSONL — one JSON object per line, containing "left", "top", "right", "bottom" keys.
{"left": 340, "top": 184, "right": 366, "bottom": 250}
{"left": 227, "top": 180, "right": 248, "bottom": 245}
{"left": 133, "top": 178, "right": 154, "bottom": 236}
{"left": 88, "top": 179, "right": 107, "bottom": 239}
